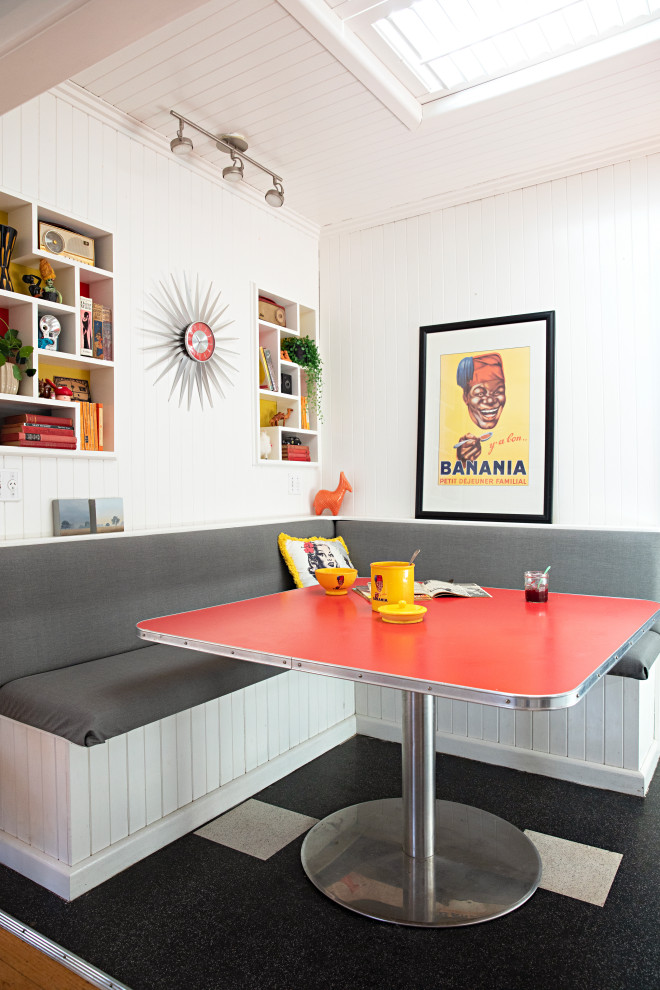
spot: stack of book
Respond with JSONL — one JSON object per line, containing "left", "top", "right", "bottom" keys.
{"left": 259, "top": 346, "right": 277, "bottom": 390}
{"left": 92, "top": 302, "right": 113, "bottom": 361}
{"left": 79, "top": 402, "right": 104, "bottom": 451}
{"left": 282, "top": 443, "right": 310, "bottom": 461}
{"left": 0, "top": 413, "right": 76, "bottom": 450}
{"left": 301, "top": 396, "right": 309, "bottom": 429}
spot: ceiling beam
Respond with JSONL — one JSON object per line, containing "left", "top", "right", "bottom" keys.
{"left": 0, "top": 0, "right": 213, "bottom": 116}
{"left": 275, "top": 0, "right": 422, "bottom": 131}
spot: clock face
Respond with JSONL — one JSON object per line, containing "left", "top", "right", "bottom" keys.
{"left": 143, "top": 274, "right": 238, "bottom": 410}
{"left": 184, "top": 322, "right": 215, "bottom": 363}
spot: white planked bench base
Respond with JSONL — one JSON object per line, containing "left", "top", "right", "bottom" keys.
{"left": 0, "top": 670, "right": 356, "bottom": 900}
{"left": 355, "top": 668, "right": 660, "bottom": 797}
{"left": 2, "top": 667, "right": 658, "bottom": 899}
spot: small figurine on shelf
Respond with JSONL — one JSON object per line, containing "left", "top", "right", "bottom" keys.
{"left": 313, "top": 472, "right": 353, "bottom": 516}
{"left": 269, "top": 407, "right": 293, "bottom": 426}
{"left": 38, "top": 314, "right": 61, "bottom": 350}
{"left": 38, "top": 259, "right": 62, "bottom": 303}
{"left": 260, "top": 431, "right": 272, "bottom": 460}
{"left": 22, "top": 273, "right": 43, "bottom": 297}
{"left": 39, "top": 378, "right": 54, "bottom": 399}
{"left": 44, "top": 378, "right": 73, "bottom": 401}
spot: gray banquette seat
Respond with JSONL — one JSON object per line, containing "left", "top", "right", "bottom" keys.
{"left": 1, "top": 518, "right": 658, "bottom": 748}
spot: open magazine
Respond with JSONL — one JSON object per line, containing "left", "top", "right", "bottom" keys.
{"left": 353, "top": 580, "right": 491, "bottom": 602}
{"left": 413, "top": 580, "right": 491, "bottom": 599}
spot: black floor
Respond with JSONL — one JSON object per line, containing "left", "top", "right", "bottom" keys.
{"left": 1, "top": 736, "right": 659, "bottom": 990}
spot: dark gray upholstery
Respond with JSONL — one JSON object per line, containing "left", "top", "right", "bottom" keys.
{"left": 0, "top": 519, "right": 334, "bottom": 746}
{"left": 336, "top": 520, "right": 660, "bottom": 680}
{"left": 0, "top": 644, "right": 283, "bottom": 746}
{"left": 0, "top": 519, "right": 335, "bottom": 686}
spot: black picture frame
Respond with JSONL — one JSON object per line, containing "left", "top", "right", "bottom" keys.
{"left": 415, "top": 311, "right": 555, "bottom": 524}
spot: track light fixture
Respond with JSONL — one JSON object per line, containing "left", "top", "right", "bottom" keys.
{"left": 222, "top": 152, "right": 244, "bottom": 183}
{"left": 265, "top": 179, "right": 284, "bottom": 208}
{"left": 170, "top": 111, "right": 284, "bottom": 207}
{"left": 169, "top": 119, "right": 193, "bottom": 155}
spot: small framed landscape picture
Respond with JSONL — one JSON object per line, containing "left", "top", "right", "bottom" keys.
{"left": 90, "top": 497, "right": 124, "bottom": 534}
{"left": 52, "top": 499, "right": 92, "bottom": 537}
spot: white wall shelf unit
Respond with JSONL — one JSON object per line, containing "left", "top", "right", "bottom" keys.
{"left": 0, "top": 190, "right": 114, "bottom": 456}
{"left": 255, "top": 286, "right": 319, "bottom": 467}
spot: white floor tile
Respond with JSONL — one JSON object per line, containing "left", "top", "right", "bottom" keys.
{"left": 195, "top": 799, "right": 318, "bottom": 860}
{"left": 525, "top": 830, "right": 622, "bottom": 907}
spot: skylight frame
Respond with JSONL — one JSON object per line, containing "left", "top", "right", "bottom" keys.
{"left": 335, "top": 0, "right": 660, "bottom": 103}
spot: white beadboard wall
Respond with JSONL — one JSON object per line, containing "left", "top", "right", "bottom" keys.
{"left": 0, "top": 670, "right": 355, "bottom": 898}
{"left": 321, "top": 155, "right": 660, "bottom": 527}
{"left": 0, "top": 87, "right": 321, "bottom": 542}
{"left": 355, "top": 668, "right": 660, "bottom": 796}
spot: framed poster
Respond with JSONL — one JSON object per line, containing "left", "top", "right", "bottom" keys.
{"left": 415, "top": 311, "right": 555, "bottom": 523}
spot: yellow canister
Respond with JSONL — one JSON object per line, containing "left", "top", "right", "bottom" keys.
{"left": 370, "top": 561, "right": 415, "bottom": 611}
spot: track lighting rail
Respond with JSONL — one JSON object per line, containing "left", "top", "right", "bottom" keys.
{"left": 169, "top": 110, "right": 284, "bottom": 207}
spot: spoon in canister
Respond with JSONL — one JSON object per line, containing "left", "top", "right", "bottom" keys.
{"left": 410, "top": 549, "right": 421, "bottom": 565}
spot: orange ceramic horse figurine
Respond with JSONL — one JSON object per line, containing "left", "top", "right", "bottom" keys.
{"left": 313, "top": 472, "right": 352, "bottom": 516}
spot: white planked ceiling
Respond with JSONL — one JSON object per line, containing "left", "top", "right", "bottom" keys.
{"left": 66, "top": 0, "right": 660, "bottom": 229}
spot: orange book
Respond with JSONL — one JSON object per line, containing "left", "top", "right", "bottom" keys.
{"left": 96, "top": 403, "right": 104, "bottom": 450}
{"left": 80, "top": 402, "right": 91, "bottom": 450}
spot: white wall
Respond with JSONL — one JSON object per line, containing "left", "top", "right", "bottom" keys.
{"left": 0, "top": 86, "right": 321, "bottom": 541}
{"left": 321, "top": 156, "right": 660, "bottom": 527}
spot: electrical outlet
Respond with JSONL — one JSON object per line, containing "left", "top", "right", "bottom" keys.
{"left": 0, "top": 468, "right": 22, "bottom": 501}
{"left": 287, "top": 472, "right": 301, "bottom": 495}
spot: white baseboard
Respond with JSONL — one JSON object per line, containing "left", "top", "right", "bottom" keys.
{"left": 0, "top": 715, "right": 356, "bottom": 900}
{"left": 356, "top": 715, "right": 650, "bottom": 797}
{"left": 640, "top": 738, "right": 660, "bottom": 793}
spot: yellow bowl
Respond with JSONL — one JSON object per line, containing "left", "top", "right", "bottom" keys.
{"left": 314, "top": 567, "right": 358, "bottom": 596}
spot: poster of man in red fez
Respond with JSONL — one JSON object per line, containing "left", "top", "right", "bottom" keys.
{"left": 438, "top": 346, "right": 530, "bottom": 487}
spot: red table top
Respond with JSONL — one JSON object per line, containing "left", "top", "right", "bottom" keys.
{"left": 137, "top": 585, "right": 660, "bottom": 710}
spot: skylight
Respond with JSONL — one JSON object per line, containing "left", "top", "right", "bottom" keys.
{"left": 337, "top": 0, "right": 660, "bottom": 101}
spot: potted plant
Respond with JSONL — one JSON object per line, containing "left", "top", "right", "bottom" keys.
{"left": 281, "top": 334, "right": 323, "bottom": 422}
{"left": 0, "top": 318, "right": 36, "bottom": 394}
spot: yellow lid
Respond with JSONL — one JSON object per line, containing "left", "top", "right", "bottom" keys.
{"left": 378, "top": 600, "right": 427, "bottom": 624}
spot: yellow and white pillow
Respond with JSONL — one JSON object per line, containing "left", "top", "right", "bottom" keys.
{"left": 278, "top": 533, "right": 354, "bottom": 588}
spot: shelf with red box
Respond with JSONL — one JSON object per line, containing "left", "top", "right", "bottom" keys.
{"left": 255, "top": 285, "right": 319, "bottom": 467}
{"left": 0, "top": 188, "right": 115, "bottom": 456}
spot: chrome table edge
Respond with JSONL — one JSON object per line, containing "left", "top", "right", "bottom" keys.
{"left": 138, "top": 608, "right": 660, "bottom": 710}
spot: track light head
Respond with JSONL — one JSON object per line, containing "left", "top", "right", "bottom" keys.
{"left": 222, "top": 153, "right": 244, "bottom": 183}
{"left": 265, "top": 180, "right": 284, "bottom": 208}
{"left": 170, "top": 119, "right": 193, "bottom": 155}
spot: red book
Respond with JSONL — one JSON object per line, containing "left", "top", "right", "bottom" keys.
{"left": 1, "top": 425, "right": 75, "bottom": 437}
{"left": 1, "top": 431, "right": 76, "bottom": 443}
{"left": 2, "top": 413, "right": 73, "bottom": 427}
{"left": 0, "top": 422, "right": 75, "bottom": 432}
{"left": 284, "top": 447, "right": 311, "bottom": 461}
{"left": 2, "top": 438, "right": 77, "bottom": 449}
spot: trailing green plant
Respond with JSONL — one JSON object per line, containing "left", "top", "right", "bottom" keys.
{"left": 282, "top": 335, "right": 323, "bottom": 422}
{"left": 0, "top": 318, "right": 36, "bottom": 382}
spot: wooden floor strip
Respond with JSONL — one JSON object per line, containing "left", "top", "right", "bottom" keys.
{"left": 0, "top": 924, "right": 128, "bottom": 990}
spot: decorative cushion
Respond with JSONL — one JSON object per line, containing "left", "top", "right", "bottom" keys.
{"left": 278, "top": 532, "right": 354, "bottom": 588}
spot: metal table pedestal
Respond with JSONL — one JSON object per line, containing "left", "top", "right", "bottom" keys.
{"left": 301, "top": 692, "right": 541, "bottom": 926}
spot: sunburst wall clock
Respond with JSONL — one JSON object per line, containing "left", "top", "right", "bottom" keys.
{"left": 143, "top": 274, "right": 238, "bottom": 410}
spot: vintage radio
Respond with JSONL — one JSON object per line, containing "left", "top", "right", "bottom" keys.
{"left": 258, "top": 296, "right": 286, "bottom": 327}
{"left": 38, "top": 222, "right": 95, "bottom": 266}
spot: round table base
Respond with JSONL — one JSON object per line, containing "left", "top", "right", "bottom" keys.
{"left": 301, "top": 798, "right": 542, "bottom": 927}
